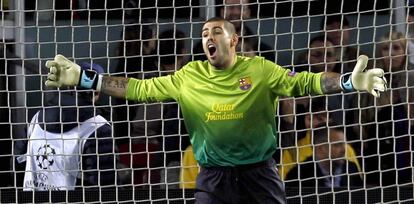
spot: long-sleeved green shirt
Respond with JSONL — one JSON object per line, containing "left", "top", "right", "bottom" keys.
{"left": 126, "top": 56, "right": 323, "bottom": 167}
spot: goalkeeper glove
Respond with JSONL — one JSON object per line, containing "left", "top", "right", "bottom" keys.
{"left": 45, "top": 54, "right": 102, "bottom": 90}
{"left": 340, "top": 55, "right": 387, "bottom": 98}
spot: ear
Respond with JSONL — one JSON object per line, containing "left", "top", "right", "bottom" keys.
{"left": 94, "top": 92, "right": 100, "bottom": 103}
{"left": 304, "top": 114, "right": 311, "bottom": 129}
{"left": 230, "top": 34, "right": 239, "bottom": 48}
{"left": 245, "top": 8, "right": 251, "bottom": 19}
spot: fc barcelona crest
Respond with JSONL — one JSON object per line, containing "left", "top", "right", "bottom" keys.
{"left": 239, "top": 77, "right": 252, "bottom": 90}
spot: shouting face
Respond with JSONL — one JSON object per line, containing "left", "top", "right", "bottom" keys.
{"left": 202, "top": 20, "right": 238, "bottom": 69}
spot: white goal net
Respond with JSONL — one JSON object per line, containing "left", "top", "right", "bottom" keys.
{"left": 1, "top": 0, "right": 413, "bottom": 203}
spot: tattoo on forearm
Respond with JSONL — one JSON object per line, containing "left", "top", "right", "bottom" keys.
{"left": 321, "top": 72, "right": 341, "bottom": 94}
{"left": 101, "top": 76, "right": 128, "bottom": 98}
{"left": 103, "top": 77, "right": 126, "bottom": 89}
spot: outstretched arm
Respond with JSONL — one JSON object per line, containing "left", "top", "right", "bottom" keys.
{"left": 101, "top": 76, "right": 128, "bottom": 99}
{"left": 320, "top": 72, "right": 342, "bottom": 94}
{"left": 46, "top": 54, "right": 182, "bottom": 102}
{"left": 320, "top": 55, "right": 387, "bottom": 97}
{"left": 45, "top": 54, "right": 129, "bottom": 99}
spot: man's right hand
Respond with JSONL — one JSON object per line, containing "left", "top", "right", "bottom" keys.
{"left": 45, "top": 54, "right": 81, "bottom": 87}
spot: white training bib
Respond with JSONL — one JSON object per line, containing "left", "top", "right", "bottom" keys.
{"left": 23, "top": 111, "right": 108, "bottom": 191}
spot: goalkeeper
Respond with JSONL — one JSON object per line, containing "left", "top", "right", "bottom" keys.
{"left": 45, "top": 17, "right": 386, "bottom": 203}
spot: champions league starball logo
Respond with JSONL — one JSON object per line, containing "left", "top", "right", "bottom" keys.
{"left": 36, "top": 144, "right": 56, "bottom": 169}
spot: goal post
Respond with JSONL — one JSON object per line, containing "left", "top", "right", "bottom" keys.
{"left": 0, "top": 0, "right": 413, "bottom": 203}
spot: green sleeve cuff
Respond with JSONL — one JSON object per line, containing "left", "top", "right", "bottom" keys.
{"left": 314, "top": 72, "right": 323, "bottom": 95}
{"left": 125, "top": 78, "right": 139, "bottom": 100}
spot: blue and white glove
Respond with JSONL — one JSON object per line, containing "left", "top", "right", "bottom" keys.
{"left": 45, "top": 54, "right": 102, "bottom": 90}
{"left": 340, "top": 55, "right": 387, "bottom": 98}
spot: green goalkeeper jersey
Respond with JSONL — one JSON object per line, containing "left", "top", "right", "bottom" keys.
{"left": 126, "top": 56, "right": 323, "bottom": 167}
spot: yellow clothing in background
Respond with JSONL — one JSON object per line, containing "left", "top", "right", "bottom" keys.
{"left": 179, "top": 145, "right": 199, "bottom": 189}
{"left": 279, "top": 131, "right": 361, "bottom": 180}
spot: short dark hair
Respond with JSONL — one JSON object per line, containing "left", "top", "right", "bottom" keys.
{"left": 215, "top": 0, "right": 255, "bottom": 16}
{"left": 309, "top": 35, "right": 335, "bottom": 47}
{"left": 294, "top": 96, "right": 327, "bottom": 132}
{"left": 313, "top": 127, "right": 328, "bottom": 144}
{"left": 409, "top": 6, "right": 414, "bottom": 16}
{"left": 313, "top": 125, "right": 344, "bottom": 145}
{"left": 122, "top": 21, "right": 156, "bottom": 54}
{"left": 309, "top": 96, "right": 327, "bottom": 113}
{"left": 321, "top": 14, "right": 350, "bottom": 29}
{"left": 205, "top": 17, "right": 236, "bottom": 35}
{"left": 159, "top": 29, "right": 186, "bottom": 65}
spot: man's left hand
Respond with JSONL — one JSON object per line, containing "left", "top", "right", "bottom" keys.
{"left": 351, "top": 55, "right": 387, "bottom": 98}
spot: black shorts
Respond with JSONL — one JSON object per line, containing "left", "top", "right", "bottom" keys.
{"left": 195, "top": 158, "right": 287, "bottom": 204}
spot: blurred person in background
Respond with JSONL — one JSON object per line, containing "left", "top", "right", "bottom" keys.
{"left": 284, "top": 125, "right": 363, "bottom": 189}
{"left": 322, "top": 16, "right": 371, "bottom": 143}
{"left": 405, "top": 6, "right": 414, "bottom": 68}
{"left": 357, "top": 31, "right": 414, "bottom": 186}
{"left": 157, "top": 29, "right": 191, "bottom": 188}
{"left": 22, "top": 63, "right": 120, "bottom": 190}
{"left": 115, "top": 22, "right": 158, "bottom": 78}
{"left": 113, "top": 21, "right": 158, "bottom": 149}
{"left": 236, "top": 35, "right": 258, "bottom": 58}
{"left": 322, "top": 15, "right": 373, "bottom": 73}
{"left": 278, "top": 35, "right": 340, "bottom": 151}
{"left": 119, "top": 29, "right": 191, "bottom": 188}
{"left": 295, "top": 35, "right": 338, "bottom": 73}
{"left": 179, "top": 145, "right": 199, "bottom": 189}
{"left": 278, "top": 97, "right": 361, "bottom": 181}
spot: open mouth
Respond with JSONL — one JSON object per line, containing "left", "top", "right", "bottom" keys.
{"left": 208, "top": 44, "right": 217, "bottom": 57}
